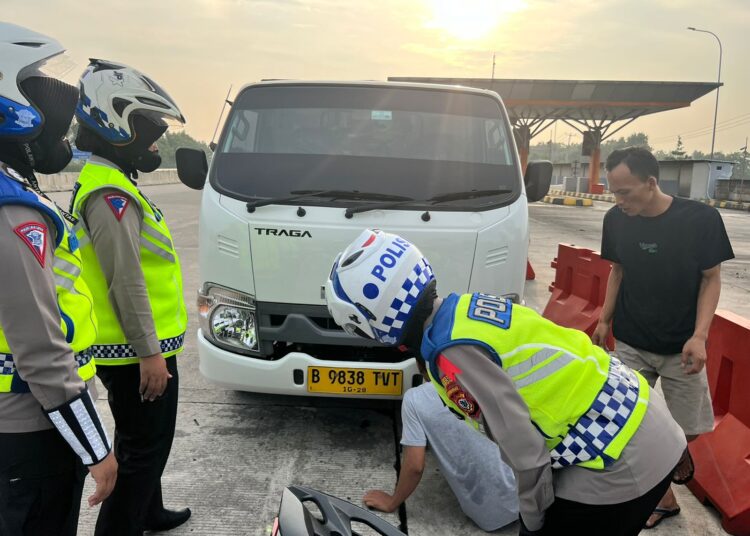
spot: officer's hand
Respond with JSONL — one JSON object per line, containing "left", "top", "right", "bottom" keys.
{"left": 139, "top": 353, "right": 172, "bottom": 401}
{"left": 363, "top": 490, "right": 397, "bottom": 513}
{"left": 682, "top": 336, "right": 707, "bottom": 375}
{"left": 88, "top": 451, "right": 118, "bottom": 507}
{"left": 591, "top": 321, "right": 610, "bottom": 349}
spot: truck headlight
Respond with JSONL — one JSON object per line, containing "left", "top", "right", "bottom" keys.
{"left": 198, "top": 283, "right": 259, "bottom": 353}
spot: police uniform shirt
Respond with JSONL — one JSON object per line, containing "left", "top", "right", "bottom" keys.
{"left": 438, "top": 342, "right": 687, "bottom": 530}
{"left": 0, "top": 204, "right": 98, "bottom": 433}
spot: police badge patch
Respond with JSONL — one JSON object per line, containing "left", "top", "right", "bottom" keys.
{"left": 441, "top": 376, "right": 482, "bottom": 420}
{"left": 104, "top": 193, "right": 130, "bottom": 221}
{"left": 14, "top": 222, "right": 47, "bottom": 267}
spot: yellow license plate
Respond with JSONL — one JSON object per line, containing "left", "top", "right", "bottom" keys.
{"left": 307, "top": 366, "right": 403, "bottom": 396}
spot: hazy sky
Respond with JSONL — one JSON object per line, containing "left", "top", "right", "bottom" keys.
{"left": 8, "top": 0, "right": 750, "bottom": 155}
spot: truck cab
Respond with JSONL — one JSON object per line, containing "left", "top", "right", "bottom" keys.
{"left": 177, "top": 80, "right": 551, "bottom": 398}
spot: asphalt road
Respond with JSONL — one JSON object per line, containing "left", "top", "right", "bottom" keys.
{"left": 45, "top": 184, "right": 742, "bottom": 535}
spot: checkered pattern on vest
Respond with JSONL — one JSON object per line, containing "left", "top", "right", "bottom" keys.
{"left": 75, "top": 349, "right": 93, "bottom": 368}
{"left": 90, "top": 333, "right": 185, "bottom": 361}
{"left": 1, "top": 350, "right": 92, "bottom": 375}
{"left": 1, "top": 350, "right": 94, "bottom": 393}
{"left": 550, "top": 358, "right": 640, "bottom": 468}
{"left": 1, "top": 354, "right": 13, "bottom": 376}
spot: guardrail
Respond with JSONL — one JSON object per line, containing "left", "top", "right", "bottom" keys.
{"left": 37, "top": 168, "right": 181, "bottom": 192}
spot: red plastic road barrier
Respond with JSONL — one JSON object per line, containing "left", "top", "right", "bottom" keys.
{"left": 542, "top": 243, "right": 614, "bottom": 350}
{"left": 526, "top": 260, "right": 536, "bottom": 280}
{"left": 687, "top": 310, "right": 750, "bottom": 535}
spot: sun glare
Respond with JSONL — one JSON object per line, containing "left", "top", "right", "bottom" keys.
{"left": 425, "top": 0, "right": 526, "bottom": 41}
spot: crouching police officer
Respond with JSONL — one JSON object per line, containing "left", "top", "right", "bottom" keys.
{"left": 325, "top": 229, "right": 689, "bottom": 536}
{"left": 69, "top": 59, "right": 190, "bottom": 535}
{"left": 0, "top": 24, "right": 117, "bottom": 535}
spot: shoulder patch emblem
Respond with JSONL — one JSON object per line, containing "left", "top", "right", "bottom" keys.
{"left": 14, "top": 222, "right": 47, "bottom": 267}
{"left": 441, "top": 376, "right": 482, "bottom": 419}
{"left": 104, "top": 194, "right": 130, "bottom": 221}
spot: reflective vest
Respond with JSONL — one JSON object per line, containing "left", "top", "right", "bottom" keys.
{"left": 70, "top": 161, "right": 187, "bottom": 366}
{"left": 0, "top": 165, "right": 97, "bottom": 392}
{"left": 421, "top": 292, "right": 650, "bottom": 470}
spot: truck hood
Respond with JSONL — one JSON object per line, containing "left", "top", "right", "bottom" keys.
{"left": 219, "top": 196, "right": 493, "bottom": 305}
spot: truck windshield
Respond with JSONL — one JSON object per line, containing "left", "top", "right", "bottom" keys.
{"left": 211, "top": 84, "right": 521, "bottom": 210}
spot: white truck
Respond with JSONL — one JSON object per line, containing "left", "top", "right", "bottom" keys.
{"left": 176, "top": 80, "right": 551, "bottom": 399}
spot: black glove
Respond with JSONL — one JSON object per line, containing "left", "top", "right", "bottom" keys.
{"left": 518, "top": 516, "right": 544, "bottom": 536}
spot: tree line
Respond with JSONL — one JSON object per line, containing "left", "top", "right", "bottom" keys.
{"left": 529, "top": 132, "right": 749, "bottom": 181}
{"left": 62, "top": 122, "right": 211, "bottom": 173}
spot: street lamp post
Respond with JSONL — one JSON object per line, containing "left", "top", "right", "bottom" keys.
{"left": 687, "top": 27, "right": 722, "bottom": 160}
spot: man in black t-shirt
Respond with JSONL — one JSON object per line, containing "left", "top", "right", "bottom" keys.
{"left": 592, "top": 146, "right": 734, "bottom": 530}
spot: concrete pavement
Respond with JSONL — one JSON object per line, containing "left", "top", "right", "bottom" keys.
{"left": 43, "top": 186, "right": 742, "bottom": 535}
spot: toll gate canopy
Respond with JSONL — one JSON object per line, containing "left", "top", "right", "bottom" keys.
{"left": 388, "top": 77, "right": 718, "bottom": 124}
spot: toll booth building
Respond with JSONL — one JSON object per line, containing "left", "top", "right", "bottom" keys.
{"left": 551, "top": 159, "right": 735, "bottom": 200}
{"left": 659, "top": 159, "right": 734, "bottom": 200}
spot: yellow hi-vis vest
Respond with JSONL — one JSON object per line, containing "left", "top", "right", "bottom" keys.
{"left": 70, "top": 161, "right": 187, "bottom": 366}
{"left": 0, "top": 168, "right": 97, "bottom": 392}
{"left": 421, "top": 292, "right": 650, "bottom": 470}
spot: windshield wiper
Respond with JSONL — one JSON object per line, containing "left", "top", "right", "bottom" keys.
{"left": 247, "top": 190, "right": 412, "bottom": 212}
{"left": 343, "top": 189, "right": 515, "bottom": 218}
{"left": 344, "top": 189, "right": 513, "bottom": 218}
{"left": 246, "top": 190, "right": 337, "bottom": 212}
{"left": 344, "top": 198, "right": 417, "bottom": 219}
{"left": 427, "top": 189, "right": 513, "bottom": 204}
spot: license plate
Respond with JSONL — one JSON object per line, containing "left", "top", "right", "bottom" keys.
{"left": 307, "top": 366, "right": 403, "bottom": 396}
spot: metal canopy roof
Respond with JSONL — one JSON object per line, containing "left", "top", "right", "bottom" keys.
{"left": 387, "top": 77, "right": 720, "bottom": 123}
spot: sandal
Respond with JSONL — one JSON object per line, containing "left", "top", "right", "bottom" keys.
{"left": 672, "top": 447, "right": 695, "bottom": 485}
{"left": 643, "top": 506, "right": 681, "bottom": 529}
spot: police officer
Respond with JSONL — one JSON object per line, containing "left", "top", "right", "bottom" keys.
{"left": 325, "top": 229, "right": 690, "bottom": 536}
{"left": 0, "top": 24, "right": 117, "bottom": 535}
{"left": 69, "top": 59, "right": 190, "bottom": 535}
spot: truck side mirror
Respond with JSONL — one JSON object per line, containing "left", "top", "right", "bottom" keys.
{"left": 524, "top": 160, "right": 553, "bottom": 202}
{"left": 176, "top": 148, "right": 208, "bottom": 190}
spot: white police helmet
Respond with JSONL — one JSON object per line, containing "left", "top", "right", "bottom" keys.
{"left": 0, "top": 23, "right": 66, "bottom": 141}
{"left": 76, "top": 59, "right": 184, "bottom": 145}
{"left": 325, "top": 229, "right": 435, "bottom": 345}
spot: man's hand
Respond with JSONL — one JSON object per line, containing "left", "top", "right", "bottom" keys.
{"left": 591, "top": 320, "right": 610, "bottom": 348}
{"left": 363, "top": 490, "right": 397, "bottom": 513}
{"left": 139, "top": 353, "right": 172, "bottom": 401}
{"left": 682, "top": 335, "right": 707, "bottom": 375}
{"left": 87, "top": 451, "right": 118, "bottom": 507}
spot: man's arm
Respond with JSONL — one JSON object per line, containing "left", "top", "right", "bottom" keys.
{"left": 363, "top": 389, "right": 426, "bottom": 512}
{"left": 682, "top": 264, "right": 722, "bottom": 374}
{"left": 83, "top": 189, "right": 170, "bottom": 400}
{"left": 440, "top": 346, "right": 553, "bottom": 532}
{"left": 594, "top": 210, "right": 621, "bottom": 348}
{"left": 363, "top": 446, "right": 425, "bottom": 513}
{"left": 592, "top": 262, "right": 622, "bottom": 348}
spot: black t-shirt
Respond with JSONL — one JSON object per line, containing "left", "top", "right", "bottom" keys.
{"left": 601, "top": 197, "right": 734, "bottom": 354}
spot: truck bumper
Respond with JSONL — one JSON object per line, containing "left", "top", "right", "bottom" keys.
{"left": 197, "top": 330, "right": 421, "bottom": 399}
